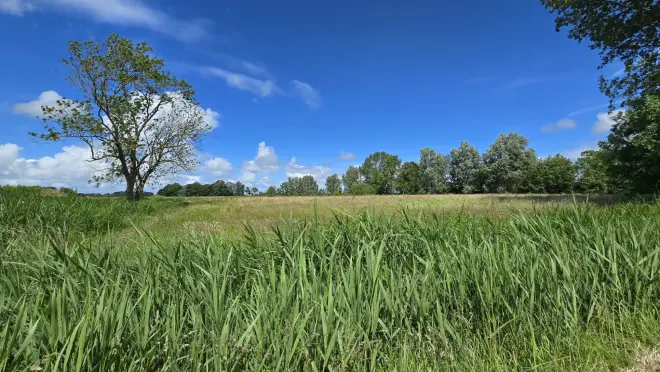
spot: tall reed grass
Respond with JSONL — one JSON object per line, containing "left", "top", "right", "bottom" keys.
{"left": 1, "top": 199, "right": 659, "bottom": 370}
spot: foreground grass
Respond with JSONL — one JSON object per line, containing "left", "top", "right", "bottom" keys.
{"left": 2, "top": 199, "right": 659, "bottom": 370}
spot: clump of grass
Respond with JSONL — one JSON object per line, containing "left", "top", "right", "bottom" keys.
{"left": 1, "top": 201, "right": 659, "bottom": 370}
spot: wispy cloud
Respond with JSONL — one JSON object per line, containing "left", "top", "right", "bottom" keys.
{"left": 567, "top": 103, "right": 610, "bottom": 117}
{"left": 502, "top": 77, "right": 543, "bottom": 91}
{"left": 203, "top": 67, "right": 278, "bottom": 97}
{"left": 290, "top": 80, "right": 322, "bottom": 109}
{"left": 1, "top": 0, "right": 210, "bottom": 42}
{"left": 541, "top": 118, "right": 577, "bottom": 133}
{"left": 338, "top": 151, "right": 355, "bottom": 161}
{"left": 285, "top": 157, "right": 332, "bottom": 181}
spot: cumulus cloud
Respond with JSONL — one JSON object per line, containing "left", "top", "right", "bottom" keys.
{"left": 541, "top": 118, "right": 577, "bottom": 133}
{"left": 183, "top": 175, "right": 202, "bottom": 185}
{"left": 203, "top": 157, "right": 231, "bottom": 176}
{"left": 13, "top": 90, "right": 63, "bottom": 117}
{"left": 203, "top": 67, "right": 278, "bottom": 97}
{"left": 290, "top": 80, "right": 322, "bottom": 109}
{"left": 239, "top": 141, "right": 279, "bottom": 183}
{"left": 338, "top": 151, "right": 355, "bottom": 161}
{"left": 0, "top": 143, "right": 105, "bottom": 189}
{"left": 202, "top": 108, "right": 220, "bottom": 129}
{"left": 285, "top": 157, "right": 332, "bottom": 180}
{"left": 2, "top": 0, "right": 209, "bottom": 42}
{"left": 592, "top": 110, "right": 624, "bottom": 134}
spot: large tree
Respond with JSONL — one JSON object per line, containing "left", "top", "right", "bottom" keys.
{"left": 360, "top": 152, "right": 401, "bottom": 194}
{"left": 533, "top": 155, "right": 577, "bottom": 194}
{"left": 396, "top": 161, "right": 422, "bottom": 194}
{"left": 419, "top": 147, "right": 449, "bottom": 194}
{"left": 448, "top": 141, "right": 484, "bottom": 194}
{"left": 599, "top": 95, "right": 660, "bottom": 194}
{"left": 325, "top": 174, "right": 342, "bottom": 194}
{"left": 541, "top": 0, "right": 660, "bottom": 106}
{"left": 483, "top": 134, "right": 536, "bottom": 193}
{"left": 33, "top": 34, "right": 211, "bottom": 201}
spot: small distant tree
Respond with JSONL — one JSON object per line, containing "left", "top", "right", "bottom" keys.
{"left": 157, "top": 183, "right": 183, "bottom": 196}
{"left": 31, "top": 34, "right": 211, "bottom": 201}
{"left": 360, "top": 152, "right": 401, "bottom": 194}
{"left": 265, "top": 186, "right": 277, "bottom": 197}
{"left": 483, "top": 134, "right": 536, "bottom": 193}
{"left": 575, "top": 150, "right": 612, "bottom": 194}
{"left": 184, "top": 182, "right": 206, "bottom": 197}
{"left": 449, "top": 141, "right": 484, "bottom": 193}
{"left": 342, "top": 166, "right": 361, "bottom": 193}
{"left": 233, "top": 181, "right": 246, "bottom": 196}
{"left": 419, "top": 147, "right": 449, "bottom": 194}
{"left": 59, "top": 187, "right": 78, "bottom": 197}
{"left": 251, "top": 187, "right": 259, "bottom": 196}
{"left": 325, "top": 174, "right": 342, "bottom": 194}
{"left": 300, "top": 175, "right": 319, "bottom": 196}
{"left": 396, "top": 161, "right": 422, "bottom": 194}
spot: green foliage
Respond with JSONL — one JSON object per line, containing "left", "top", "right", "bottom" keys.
{"left": 483, "top": 133, "right": 536, "bottom": 193}
{"left": 360, "top": 152, "right": 401, "bottom": 194}
{"left": 349, "top": 183, "right": 376, "bottom": 195}
{"left": 2, "top": 200, "right": 660, "bottom": 370}
{"left": 325, "top": 174, "right": 342, "bottom": 194}
{"left": 419, "top": 147, "right": 449, "bottom": 194}
{"left": 600, "top": 95, "right": 660, "bottom": 194}
{"left": 396, "top": 161, "right": 422, "bottom": 194}
{"left": 156, "top": 183, "right": 183, "bottom": 197}
{"left": 31, "top": 34, "right": 209, "bottom": 201}
{"left": 341, "top": 166, "right": 361, "bottom": 193}
{"left": 525, "top": 155, "right": 577, "bottom": 194}
{"left": 541, "top": 0, "right": 660, "bottom": 105}
{"left": 449, "top": 141, "right": 485, "bottom": 194}
{"left": 575, "top": 150, "right": 612, "bottom": 194}
{"left": 265, "top": 186, "right": 277, "bottom": 197}
{"left": 280, "top": 176, "right": 319, "bottom": 196}
{"left": 58, "top": 187, "right": 78, "bottom": 197}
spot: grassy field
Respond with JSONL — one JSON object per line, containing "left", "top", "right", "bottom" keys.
{"left": 1, "top": 189, "right": 659, "bottom": 371}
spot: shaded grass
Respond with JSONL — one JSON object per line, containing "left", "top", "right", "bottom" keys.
{"left": 1, "top": 201, "right": 660, "bottom": 370}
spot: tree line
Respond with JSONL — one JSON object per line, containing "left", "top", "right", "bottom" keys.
{"left": 157, "top": 131, "right": 632, "bottom": 197}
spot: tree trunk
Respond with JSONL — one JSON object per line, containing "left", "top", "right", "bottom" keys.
{"left": 125, "top": 177, "right": 136, "bottom": 202}
{"left": 134, "top": 183, "right": 144, "bottom": 201}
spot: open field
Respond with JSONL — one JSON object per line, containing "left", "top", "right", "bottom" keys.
{"left": 1, "top": 190, "right": 660, "bottom": 371}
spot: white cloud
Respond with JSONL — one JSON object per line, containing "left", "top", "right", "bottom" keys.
{"left": 338, "top": 151, "right": 355, "bottom": 161}
{"left": 240, "top": 61, "right": 271, "bottom": 80}
{"left": 290, "top": 80, "right": 322, "bottom": 109}
{"left": 2, "top": 0, "right": 209, "bottom": 42}
{"left": 0, "top": 143, "right": 21, "bottom": 169}
{"left": 242, "top": 141, "right": 279, "bottom": 173}
{"left": 183, "top": 175, "right": 201, "bottom": 185}
{"left": 13, "top": 90, "right": 62, "bottom": 117}
{"left": 203, "top": 157, "right": 231, "bottom": 176}
{"left": 541, "top": 118, "right": 577, "bottom": 133}
{"left": 204, "top": 67, "right": 278, "bottom": 97}
{"left": 285, "top": 157, "right": 332, "bottom": 180}
{"left": 592, "top": 110, "right": 623, "bottom": 134}
{"left": 567, "top": 103, "right": 609, "bottom": 117}
{"left": 0, "top": 0, "right": 35, "bottom": 15}
{"left": 202, "top": 108, "right": 220, "bottom": 129}
{"left": 0, "top": 143, "right": 105, "bottom": 189}
{"left": 238, "top": 171, "right": 256, "bottom": 183}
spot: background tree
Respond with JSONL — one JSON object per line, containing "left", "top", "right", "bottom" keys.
{"left": 600, "top": 96, "right": 660, "bottom": 194}
{"left": 360, "top": 152, "right": 401, "bottom": 194}
{"left": 538, "top": 155, "right": 577, "bottom": 194}
{"left": 210, "top": 180, "right": 232, "bottom": 196}
{"left": 483, "top": 133, "right": 536, "bottom": 193}
{"left": 251, "top": 187, "right": 259, "bottom": 196}
{"left": 184, "top": 182, "right": 206, "bottom": 197}
{"left": 349, "top": 183, "right": 376, "bottom": 195}
{"left": 232, "top": 182, "right": 246, "bottom": 196}
{"left": 449, "top": 141, "right": 484, "bottom": 194}
{"left": 265, "top": 186, "right": 277, "bottom": 197}
{"left": 34, "top": 34, "right": 211, "bottom": 201}
{"left": 325, "top": 174, "right": 342, "bottom": 194}
{"left": 157, "top": 183, "right": 182, "bottom": 197}
{"left": 341, "top": 166, "right": 361, "bottom": 193}
{"left": 575, "top": 150, "right": 612, "bottom": 194}
{"left": 419, "top": 147, "right": 449, "bottom": 194}
{"left": 245, "top": 188, "right": 253, "bottom": 196}
{"left": 396, "top": 161, "right": 422, "bottom": 194}
{"left": 541, "top": 0, "right": 660, "bottom": 106}
{"left": 300, "top": 175, "right": 319, "bottom": 196}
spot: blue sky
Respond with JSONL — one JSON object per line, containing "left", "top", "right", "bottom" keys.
{"left": 0, "top": 0, "right": 622, "bottom": 191}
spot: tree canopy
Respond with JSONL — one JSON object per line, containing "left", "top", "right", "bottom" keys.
{"left": 33, "top": 34, "right": 211, "bottom": 201}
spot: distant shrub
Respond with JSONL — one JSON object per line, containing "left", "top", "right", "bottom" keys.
{"left": 350, "top": 184, "right": 376, "bottom": 195}
{"left": 59, "top": 187, "right": 78, "bottom": 197}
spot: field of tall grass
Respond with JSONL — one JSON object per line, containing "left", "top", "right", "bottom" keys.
{"left": 1, "top": 188, "right": 659, "bottom": 370}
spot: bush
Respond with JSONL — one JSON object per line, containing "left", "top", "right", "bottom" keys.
{"left": 349, "top": 183, "right": 376, "bottom": 195}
